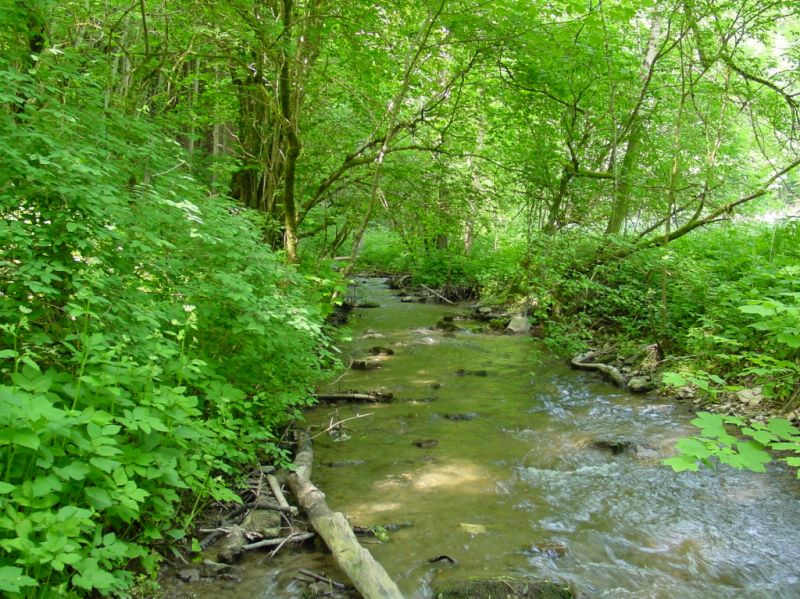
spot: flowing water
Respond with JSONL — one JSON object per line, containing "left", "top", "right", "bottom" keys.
{"left": 168, "top": 278, "right": 800, "bottom": 598}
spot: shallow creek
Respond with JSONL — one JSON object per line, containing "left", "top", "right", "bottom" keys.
{"left": 174, "top": 278, "right": 800, "bottom": 598}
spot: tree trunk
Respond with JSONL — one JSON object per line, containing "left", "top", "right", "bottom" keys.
{"left": 605, "top": 118, "right": 643, "bottom": 234}
{"left": 605, "top": 17, "right": 661, "bottom": 235}
{"left": 286, "top": 432, "right": 404, "bottom": 599}
{"left": 279, "top": 0, "right": 301, "bottom": 263}
{"left": 544, "top": 166, "right": 574, "bottom": 233}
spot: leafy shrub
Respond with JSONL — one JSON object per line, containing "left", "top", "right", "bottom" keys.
{"left": 664, "top": 412, "right": 800, "bottom": 477}
{"left": 0, "top": 56, "right": 333, "bottom": 596}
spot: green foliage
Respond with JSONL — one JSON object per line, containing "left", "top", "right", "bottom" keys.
{"left": 355, "top": 228, "right": 411, "bottom": 274}
{"left": 0, "top": 51, "right": 334, "bottom": 596}
{"left": 662, "top": 225, "right": 800, "bottom": 404}
{"left": 356, "top": 227, "right": 527, "bottom": 299}
{"left": 664, "top": 412, "right": 800, "bottom": 478}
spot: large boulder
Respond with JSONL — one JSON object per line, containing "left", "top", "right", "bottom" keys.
{"left": 506, "top": 315, "right": 531, "bottom": 334}
{"left": 627, "top": 376, "right": 655, "bottom": 393}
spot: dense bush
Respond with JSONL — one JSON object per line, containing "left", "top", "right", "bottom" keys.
{"left": 0, "top": 61, "right": 336, "bottom": 596}
{"left": 357, "top": 218, "right": 800, "bottom": 408}
{"left": 663, "top": 223, "right": 800, "bottom": 404}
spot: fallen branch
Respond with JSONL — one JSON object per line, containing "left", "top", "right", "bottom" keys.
{"left": 242, "top": 532, "right": 314, "bottom": 551}
{"left": 310, "top": 412, "right": 373, "bottom": 440}
{"left": 420, "top": 284, "right": 454, "bottom": 304}
{"left": 313, "top": 392, "right": 393, "bottom": 403}
{"left": 571, "top": 352, "right": 627, "bottom": 388}
{"left": 287, "top": 431, "right": 404, "bottom": 599}
{"left": 267, "top": 475, "right": 298, "bottom": 516}
{"left": 297, "top": 569, "right": 349, "bottom": 590}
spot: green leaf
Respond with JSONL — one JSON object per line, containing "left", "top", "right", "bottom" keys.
{"left": 776, "top": 332, "right": 800, "bottom": 348}
{"left": 55, "top": 461, "right": 90, "bottom": 481}
{"left": 661, "top": 372, "right": 686, "bottom": 387}
{"left": 675, "top": 438, "right": 713, "bottom": 459}
{"left": 730, "top": 441, "right": 772, "bottom": 472}
{"left": 0, "top": 566, "right": 38, "bottom": 593}
{"left": 742, "top": 428, "right": 775, "bottom": 445}
{"left": 663, "top": 455, "right": 700, "bottom": 472}
{"left": 85, "top": 486, "right": 113, "bottom": 510}
{"left": 739, "top": 303, "right": 776, "bottom": 316}
{"left": 0, "top": 428, "right": 41, "bottom": 450}
{"left": 770, "top": 442, "right": 800, "bottom": 451}
{"left": 767, "top": 418, "right": 800, "bottom": 439}
{"left": 72, "top": 568, "right": 118, "bottom": 591}
{"left": 90, "top": 457, "right": 121, "bottom": 473}
{"left": 690, "top": 412, "right": 727, "bottom": 437}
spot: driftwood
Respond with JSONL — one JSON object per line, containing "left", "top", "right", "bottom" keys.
{"left": 420, "top": 284, "right": 454, "bottom": 304}
{"left": 287, "top": 431, "right": 404, "bottom": 599}
{"left": 571, "top": 351, "right": 627, "bottom": 388}
{"left": 297, "top": 568, "right": 350, "bottom": 590}
{"left": 571, "top": 350, "right": 655, "bottom": 392}
{"left": 242, "top": 532, "right": 314, "bottom": 551}
{"left": 267, "top": 475, "right": 298, "bottom": 516}
{"left": 313, "top": 392, "right": 393, "bottom": 403}
{"left": 200, "top": 472, "right": 298, "bottom": 552}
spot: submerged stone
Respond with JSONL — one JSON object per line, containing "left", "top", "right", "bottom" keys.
{"left": 356, "top": 301, "right": 380, "bottom": 308}
{"left": 412, "top": 439, "right": 438, "bottom": 448}
{"left": 352, "top": 359, "right": 381, "bottom": 371}
{"left": 433, "top": 578, "right": 574, "bottom": 599}
{"left": 592, "top": 437, "right": 634, "bottom": 455}
{"left": 454, "top": 369, "right": 489, "bottom": 377}
{"left": 526, "top": 542, "right": 568, "bottom": 558}
{"left": 436, "top": 319, "right": 459, "bottom": 332}
{"left": 444, "top": 412, "right": 478, "bottom": 421}
{"left": 627, "top": 376, "right": 655, "bottom": 393}
{"left": 361, "top": 329, "right": 385, "bottom": 339}
{"left": 177, "top": 568, "right": 200, "bottom": 583}
{"left": 368, "top": 346, "right": 395, "bottom": 355}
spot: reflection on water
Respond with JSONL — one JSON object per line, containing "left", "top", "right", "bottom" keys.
{"left": 169, "top": 278, "right": 800, "bottom": 599}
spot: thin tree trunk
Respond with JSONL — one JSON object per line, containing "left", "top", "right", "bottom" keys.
{"left": 279, "top": 0, "right": 301, "bottom": 263}
{"left": 544, "top": 166, "right": 574, "bottom": 233}
{"left": 605, "top": 17, "right": 662, "bottom": 234}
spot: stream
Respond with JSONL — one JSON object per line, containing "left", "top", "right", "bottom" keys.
{"left": 170, "top": 278, "right": 800, "bottom": 598}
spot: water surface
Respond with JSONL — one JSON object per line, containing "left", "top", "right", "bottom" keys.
{"left": 168, "top": 278, "right": 800, "bottom": 598}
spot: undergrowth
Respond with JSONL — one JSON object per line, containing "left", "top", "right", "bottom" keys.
{"left": 0, "top": 60, "right": 339, "bottom": 596}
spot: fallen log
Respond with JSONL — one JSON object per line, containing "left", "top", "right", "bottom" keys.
{"left": 570, "top": 351, "right": 627, "bottom": 388}
{"left": 286, "top": 431, "right": 404, "bottom": 599}
{"left": 420, "top": 284, "right": 454, "bottom": 304}
{"left": 313, "top": 392, "right": 394, "bottom": 403}
{"left": 242, "top": 532, "right": 314, "bottom": 551}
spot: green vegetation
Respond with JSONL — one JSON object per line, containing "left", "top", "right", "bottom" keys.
{"left": 2, "top": 0, "right": 799, "bottom": 595}
{"left": 664, "top": 411, "right": 800, "bottom": 475}
{"left": 0, "top": 12, "right": 338, "bottom": 594}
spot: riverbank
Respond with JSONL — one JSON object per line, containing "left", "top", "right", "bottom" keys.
{"left": 163, "top": 277, "right": 800, "bottom": 598}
